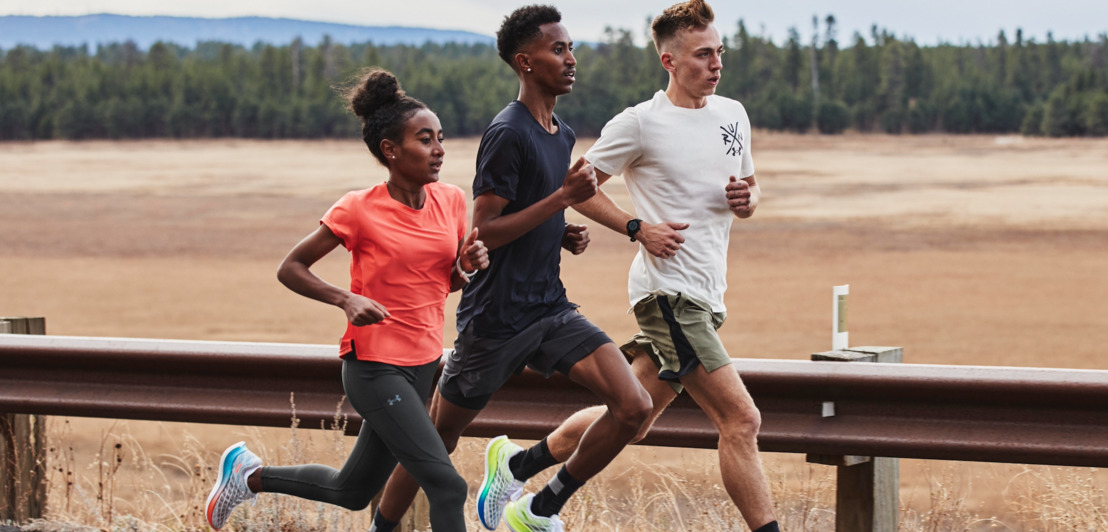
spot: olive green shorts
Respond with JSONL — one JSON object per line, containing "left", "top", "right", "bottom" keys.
{"left": 619, "top": 292, "right": 730, "bottom": 394}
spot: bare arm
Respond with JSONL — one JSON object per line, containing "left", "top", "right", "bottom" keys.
{"left": 277, "top": 224, "right": 390, "bottom": 326}
{"left": 570, "top": 168, "right": 629, "bottom": 234}
{"left": 572, "top": 168, "right": 689, "bottom": 258}
{"left": 726, "top": 174, "right": 761, "bottom": 219}
{"left": 474, "top": 156, "right": 597, "bottom": 251}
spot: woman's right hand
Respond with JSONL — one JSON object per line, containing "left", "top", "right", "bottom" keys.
{"left": 342, "top": 294, "right": 390, "bottom": 326}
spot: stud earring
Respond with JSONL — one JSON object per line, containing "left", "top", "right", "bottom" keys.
{"left": 527, "top": 68, "right": 532, "bottom": 72}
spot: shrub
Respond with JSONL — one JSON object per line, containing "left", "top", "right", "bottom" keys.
{"left": 907, "top": 100, "right": 936, "bottom": 133}
{"left": 1020, "top": 102, "right": 1045, "bottom": 136}
{"left": 1084, "top": 92, "right": 1108, "bottom": 137}
{"left": 817, "top": 100, "right": 849, "bottom": 134}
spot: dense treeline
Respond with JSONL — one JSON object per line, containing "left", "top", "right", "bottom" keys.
{"left": 1, "top": 18, "right": 1107, "bottom": 140}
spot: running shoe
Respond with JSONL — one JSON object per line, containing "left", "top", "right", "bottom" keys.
{"left": 477, "top": 435, "right": 525, "bottom": 530}
{"left": 205, "top": 441, "right": 262, "bottom": 530}
{"left": 504, "top": 493, "right": 564, "bottom": 532}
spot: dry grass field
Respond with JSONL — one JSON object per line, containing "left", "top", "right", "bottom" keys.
{"left": 2, "top": 132, "right": 1108, "bottom": 530}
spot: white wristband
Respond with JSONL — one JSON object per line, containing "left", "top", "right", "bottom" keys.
{"left": 455, "top": 257, "right": 477, "bottom": 280}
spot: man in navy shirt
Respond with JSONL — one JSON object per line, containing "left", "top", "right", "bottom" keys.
{"left": 370, "top": 6, "right": 650, "bottom": 532}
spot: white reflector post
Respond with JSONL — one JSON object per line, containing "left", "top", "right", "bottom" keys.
{"left": 833, "top": 284, "right": 849, "bottom": 350}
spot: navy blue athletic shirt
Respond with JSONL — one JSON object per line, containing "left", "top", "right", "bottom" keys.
{"left": 456, "top": 101, "right": 578, "bottom": 339}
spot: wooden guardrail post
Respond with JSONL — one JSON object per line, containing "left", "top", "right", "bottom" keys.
{"left": 0, "top": 317, "right": 48, "bottom": 524}
{"left": 808, "top": 346, "right": 902, "bottom": 532}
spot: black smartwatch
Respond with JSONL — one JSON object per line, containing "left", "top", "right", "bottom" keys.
{"left": 626, "top": 218, "right": 642, "bottom": 242}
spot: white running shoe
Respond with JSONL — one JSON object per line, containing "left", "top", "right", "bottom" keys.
{"left": 205, "top": 441, "right": 262, "bottom": 530}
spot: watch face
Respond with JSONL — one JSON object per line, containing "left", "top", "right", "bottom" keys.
{"left": 627, "top": 219, "right": 641, "bottom": 236}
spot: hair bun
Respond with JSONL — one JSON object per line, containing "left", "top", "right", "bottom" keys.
{"left": 350, "top": 69, "right": 406, "bottom": 119}
{"left": 341, "top": 67, "right": 427, "bottom": 166}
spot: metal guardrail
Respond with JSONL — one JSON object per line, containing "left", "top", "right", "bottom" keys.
{"left": 2, "top": 334, "right": 1108, "bottom": 467}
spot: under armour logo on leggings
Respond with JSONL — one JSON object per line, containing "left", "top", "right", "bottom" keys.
{"left": 387, "top": 395, "right": 402, "bottom": 406}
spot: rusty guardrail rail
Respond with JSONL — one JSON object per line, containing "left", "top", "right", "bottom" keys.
{"left": 3, "top": 334, "right": 1108, "bottom": 467}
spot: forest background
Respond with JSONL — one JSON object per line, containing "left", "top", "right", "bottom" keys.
{"left": 2, "top": 16, "right": 1108, "bottom": 141}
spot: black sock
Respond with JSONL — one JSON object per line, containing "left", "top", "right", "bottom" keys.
{"left": 508, "top": 437, "right": 559, "bottom": 481}
{"left": 369, "top": 508, "right": 399, "bottom": 532}
{"left": 753, "top": 521, "right": 780, "bottom": 532}
{"left": 531, "top": 466, "right": 583, "bottom": 517}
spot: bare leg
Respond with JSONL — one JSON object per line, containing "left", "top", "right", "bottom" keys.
{"left": 542, "top": 351, "right": 777, "bottom": 528}
{"left": 376, "top": 390, "right": 480, "bottom": 522}
{"left": 558, "top": 343, "right": 652, "bottom": 481}
{"left": 681, "top": 362, "right": 777, "bottom": 530}
{"left": 546, "top": 350, "right": 677, "bottom": 461}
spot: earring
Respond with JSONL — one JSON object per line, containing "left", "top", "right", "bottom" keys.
{"left": 527, "top": 68, "right": 532, "bottom": 72}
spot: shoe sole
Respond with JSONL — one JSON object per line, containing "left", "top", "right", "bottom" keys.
{"left": 205, "top": 441, "right": 245, "bottom": 529}
{"left": 503, "top": 497, "right": 531, "bottom": 532}
{"left": 504, "top": 516, "right": 526, "bottom": 532}
{"left": 477, "top": 435, "right": 509, "bottom": 530}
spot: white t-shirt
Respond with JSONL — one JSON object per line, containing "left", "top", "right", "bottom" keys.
{"left": 585, "top": 90, "right": 754, "bottom": 312}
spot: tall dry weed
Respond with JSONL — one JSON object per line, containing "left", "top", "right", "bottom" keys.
{"left": 553, "top": 453, "right": 837, "bottom": 531}
{"left": 44, "top": 418, "right": 200, "bottom": 531}
{"left": 1005, "top": 466, "right": 1108, "bottom": 532}
{"left": 898, "top": 462, "right": 977, "bottom": 532}
{"left": 36, "top": 416, "right": 1108, "bottom": 531}
{"left": 768, "top": 458, "right": 836, "bottom": 531}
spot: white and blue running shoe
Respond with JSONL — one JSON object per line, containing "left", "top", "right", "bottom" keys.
{"left": 205, "top": 441, "right": 262, "bottom": 530}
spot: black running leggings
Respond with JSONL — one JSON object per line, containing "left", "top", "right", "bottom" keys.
{"left": 260, "top": 356, "right": 466, "bottom": 531}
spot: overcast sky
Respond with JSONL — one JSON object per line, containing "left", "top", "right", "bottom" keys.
{"left": 3, "top": 0, "right": 1106, "bottom": 46}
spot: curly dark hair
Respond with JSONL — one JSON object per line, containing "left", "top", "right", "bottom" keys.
{"left": 343, "top": 68, "right": 427, "bottom": 166}
{"left": 651, "top": 0, "right": 715, "bottom": 53}
{"left": 496, "top": 5, "right": 562, "bottom": 69}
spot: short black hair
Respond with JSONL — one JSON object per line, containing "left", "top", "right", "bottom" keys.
{"left": 496, "top": 5, "right": 562, "bottom": 68}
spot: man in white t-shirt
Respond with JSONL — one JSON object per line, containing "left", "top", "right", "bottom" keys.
{"left": 511, "top": 1, "right": 781, "bottom": 530}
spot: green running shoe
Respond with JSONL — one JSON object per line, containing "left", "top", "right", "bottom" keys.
{"left": 477, "top": 435, "right": 525, "bottom": 529}
{"left": 504, "top": 493, "right": 564, "bottom": 532}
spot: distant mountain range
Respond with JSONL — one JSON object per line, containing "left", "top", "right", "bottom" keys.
{"left": 0, "top": 14, "right": 496, "bottom": 50}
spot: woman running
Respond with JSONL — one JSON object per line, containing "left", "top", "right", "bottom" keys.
{"left": 204, "top": 68, "right": 486, "bottom": 532}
